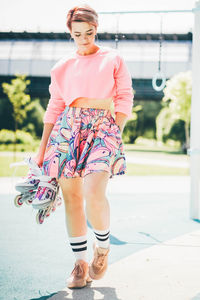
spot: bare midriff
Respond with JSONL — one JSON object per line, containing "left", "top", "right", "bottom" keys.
{"left": 69, "top": 97, "right": 113, "bottom": 110}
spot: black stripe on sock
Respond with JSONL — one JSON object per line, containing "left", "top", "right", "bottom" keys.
{"left": 94, "top": 231, "right": 110, "bottom": 237}
{"left": 70, "top": 240, "right": 87, "bottom": 246}
{"left": 72, "top": 246, "right": 87, "bottom": 252}
{"left": 96, "top": 236, "right": 109, "bottom": 242}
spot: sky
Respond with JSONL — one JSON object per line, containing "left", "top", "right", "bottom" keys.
{"left": 0, "top": 0, "right": 197, "bottom": 33}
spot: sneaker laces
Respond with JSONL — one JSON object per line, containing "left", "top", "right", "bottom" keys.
{"left": 94, "top": 252, "right": 107, "bottom": 268}
{"left": 71, "top": 263, "right": 84, "bottom": 278}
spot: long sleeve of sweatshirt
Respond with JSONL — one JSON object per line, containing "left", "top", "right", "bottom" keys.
{"left": 43, "top": 45, "right": 134, "bottom": 124}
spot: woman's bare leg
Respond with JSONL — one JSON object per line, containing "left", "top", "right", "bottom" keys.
{"left": 84, "top": 171, "right": 110, "bottom": 280}
{"left": 58, "top": 177, "right": 86, "bottom": 236}
{"left": 59, "top": 177, "right": 92, "bottom": 287}
{"left": 83, "top": 171, "right": 110, "bottom": 230}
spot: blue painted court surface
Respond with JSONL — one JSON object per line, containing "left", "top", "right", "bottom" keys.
{"left": 0, "top": 176, "right": 200, "bottom": 300}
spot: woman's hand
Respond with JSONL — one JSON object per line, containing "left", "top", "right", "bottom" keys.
{"left": 32, "top": 123, "right": 54, "bottom": 168}
{"left": 115, "top": 112, "right": 128, "bottom": 133}
{"left": 32, "top": 153, "right": 44, "bottom": 168}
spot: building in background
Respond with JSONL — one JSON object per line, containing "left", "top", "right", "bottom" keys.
{"left": 0, "top": 31, "right": 192, "bottom": 102}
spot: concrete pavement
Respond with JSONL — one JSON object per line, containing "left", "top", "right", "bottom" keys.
{"left": 1, "top": 175, "right": 200, "bottom": 300}
{"left": 50, "top": 229, "right": 200, "bottom": 300}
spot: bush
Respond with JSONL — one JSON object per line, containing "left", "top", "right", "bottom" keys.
{"left": 156, "top": 71, "right": 191, "bottom": 151}
{"left": 0, "top": 129, "right": 15, "bottom": 144}
{"left": 134, "top": 136, "right": 158, "bottom": 147}
{"left": 123, "top": 118, "right": 138, "bottom": 143}
{"left": 123, "top": 104, "right": 143, "bottom": 143}
{"left": 163, "top": 119, "right": 186, "bottom": 144}
{"left": 136, "top": 100, "right": 162, "bottom": 139}
{"left": 0, "top": 129, "right": 35, "bottom": 144}
{"left": 123, "top": 100, "right": 162, "bottom": 143}
{"left": 22, "top": 98, "right": 45, "bottom": 138}
{"left": 0, "top": 96, "right": 45, "bottom": 138}
{"left": 0, "top": 97, "right": 15, "bottom": 130}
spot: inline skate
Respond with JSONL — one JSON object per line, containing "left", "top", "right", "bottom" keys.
{"left": 14, "top": 157, "right": 42, "bottom": 207}
{"left": 32, "top": 176, "right": 62, "bottom": 224}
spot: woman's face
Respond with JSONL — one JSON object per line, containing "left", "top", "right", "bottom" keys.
{"left": 70, "top": 22, "right": 97, "bottom": 50}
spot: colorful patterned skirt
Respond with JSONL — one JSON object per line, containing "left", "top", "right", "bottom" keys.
{"left": 42, "top": 106, "right": 126, "bottom": 179}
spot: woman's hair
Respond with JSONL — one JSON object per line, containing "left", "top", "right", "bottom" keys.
{"left": 66, "top": 4, "right": 99, "bottom": 32}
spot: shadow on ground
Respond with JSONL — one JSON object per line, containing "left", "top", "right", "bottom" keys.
{"left": 30, "top": 286, "right": 121, "bottom": 300}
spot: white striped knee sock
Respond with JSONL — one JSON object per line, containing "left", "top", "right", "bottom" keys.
{"left": 93, "top": 228, "right": 110, "bottom": 249}
{"left": 68, "top": 235, "right": 88, "bottom": 262}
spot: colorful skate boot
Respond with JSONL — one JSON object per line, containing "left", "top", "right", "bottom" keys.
{"left": 32, "top": 176, "right": 62, "bottom": 224}
{"left": 14, "top": 157, "right": 42, "bottom": 207}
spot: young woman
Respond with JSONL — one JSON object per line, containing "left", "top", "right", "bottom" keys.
{"left": 34, "top": 4, "right": 133, "bottom": 289}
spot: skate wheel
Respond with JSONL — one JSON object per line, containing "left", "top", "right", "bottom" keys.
{"left": 36, "top": 210, "right": 45, "bottom": 225}
{"left": 14, "top": 195, "right": 23, "bottom": 207}
{"left": 45, "top": 203, "right": 53, "bottom": 218}
{"left": 57, "top": 200, "right": 62, "bottom": 206}
{"left": 57, "top": 196, "right": 62, "bottom": 206}
{"left": 25, "top": 199, "right": 33, "bottom": 205}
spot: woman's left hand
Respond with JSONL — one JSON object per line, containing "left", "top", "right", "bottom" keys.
{"left": 115, "top": 112, "right": 127, "bottom": 133}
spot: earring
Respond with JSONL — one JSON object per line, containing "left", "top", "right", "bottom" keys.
{"left": 95, "top": 34, "right": 98, "bottom": 42}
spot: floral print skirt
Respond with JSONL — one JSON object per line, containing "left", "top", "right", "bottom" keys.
{"left": 42, "top": 106, "right": 126, "bottom": 179}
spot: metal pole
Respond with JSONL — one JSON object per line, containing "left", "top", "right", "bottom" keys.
{"left": 97, "top": 9, "right": 198, "bottom": 15}
{"left": 190, "top": 0, "right": 200, "bottom": 220}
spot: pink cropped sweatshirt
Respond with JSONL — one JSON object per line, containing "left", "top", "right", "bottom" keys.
{"left": 43, "top": 45, "right": 134, "bottom": 124}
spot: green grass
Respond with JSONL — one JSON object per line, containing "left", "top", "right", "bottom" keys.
{"left": 0, "top": 142, "right": 189, "bottom": 177}
{"left": 0, "top": 140, "right": 40, "bottom": 152}
{"left": 1, "top": 156, "right": 29, "bottom": 177}
{"left": 124, "top": 143, "right": 183, "bottom": 154}
{"left": 124, "top": 143, "right": 189, "bottom": 175}
{"left": 0, "top": 154, "right": 189, "bottom": 177}
{"left": 0, "top": 140, "right": 181, "bottom": 154}
{"left": 124, "top": 146, "right": 188, "bottom": 165}
{"left": 126, "top": 163, "right": 189, "bottom": 176}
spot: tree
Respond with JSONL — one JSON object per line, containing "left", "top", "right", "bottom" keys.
{"left": 156, "top": 71, "right": 192, "bottom": 151}
{"left": 123, "top": 104, "right": 143, "bottom": 143}
{"left": 2, "top": 74, "right": 31, "bottom": 157}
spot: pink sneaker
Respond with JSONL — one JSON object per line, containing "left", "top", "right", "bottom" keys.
{"left": 66, "top": 260, "right": 92, "bottom": 289}
{"left": 89, "top": 242, "right": 110, "bottom": 280}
